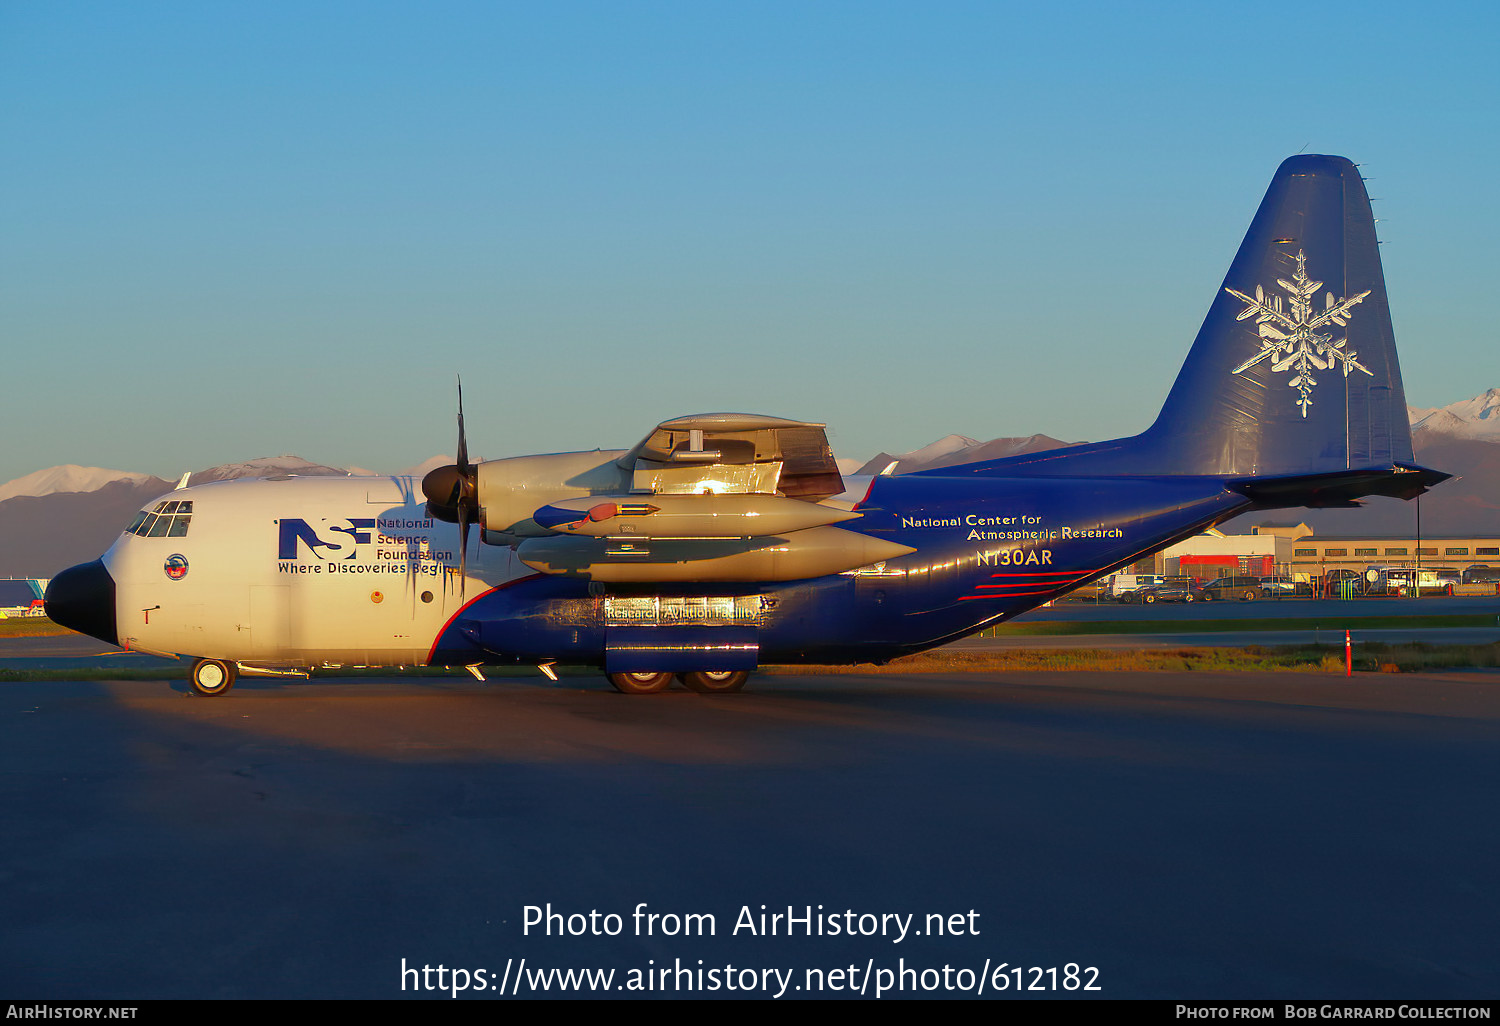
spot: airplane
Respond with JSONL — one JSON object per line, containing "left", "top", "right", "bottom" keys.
{"left": 45, "top": 154, "right": 1448, "bottom": 696}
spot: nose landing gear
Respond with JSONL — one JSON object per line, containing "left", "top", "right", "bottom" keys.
{"left": 189, "top": 658, "right": 238, "bottom": 696}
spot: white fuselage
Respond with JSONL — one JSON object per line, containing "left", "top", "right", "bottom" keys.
{"left": 103, "top": 476, "right": 523, "bottom": 666}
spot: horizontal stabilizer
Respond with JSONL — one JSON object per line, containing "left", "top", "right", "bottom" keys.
{"left": 1227, "top": 463, "right": 1450, "bottom": 508}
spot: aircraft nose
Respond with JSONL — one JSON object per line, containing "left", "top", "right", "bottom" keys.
{"left": 44, "top": 559, "right": 118, "bottom": 647}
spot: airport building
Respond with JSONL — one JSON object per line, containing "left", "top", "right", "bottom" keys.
{"left": 0, "top": 579, "right": 47, "bottom": 617}
{"left": 1142, "top": 524, "right": 1500, "bottom": 584}
{"left": 1282, "top": 534, "right": 1500, "bottom": 577}
{"left": 1155, "top": 526, "right": 1286, "bottom": 578}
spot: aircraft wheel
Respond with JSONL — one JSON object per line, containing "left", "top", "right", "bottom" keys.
{"left": 678, "top": 670, "right": 749, "bottom": 694}
{"left": 189, "top": 658, "right": 237, "bottom": 696}
{"left": 607, "top": 671, "right": 674, "bottom": 695}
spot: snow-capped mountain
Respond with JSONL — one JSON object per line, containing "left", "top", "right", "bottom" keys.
{"left": 0, "top": 456, "right": 360, "bottom": 578}
{"left": 888, "top": 434, "right": 983, "bottom": 467}
{"left": 187, "top": 455, "right": 349, "bottom": 484}
{"left": 0, "top": 465, "right": 166, "bottom": 504}
{"left": 1410, "top": 388, "right": 1500, "bottom": 442}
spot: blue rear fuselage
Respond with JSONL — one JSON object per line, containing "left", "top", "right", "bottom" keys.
{"left": 430, "top": 472, "right": 1252, "bottom": 668}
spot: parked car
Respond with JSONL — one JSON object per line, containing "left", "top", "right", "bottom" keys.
{"left": 1127, "top": 581, "right": 1199, "bottom": 604}
{"left": 1257, "top": 575, "right": 1314, "bottom": 597}
{"left": 1323, "top": 568, "right": 1369, "bottom": 597}
{"left": 1462, "top": 566, "right": 1500, "bottom": 585}
{"left": 1363, "top": 566, "right": 1452, "bottom": 595}
{"left": 1197, "top": 575, "right": 1265, "bottom": 601}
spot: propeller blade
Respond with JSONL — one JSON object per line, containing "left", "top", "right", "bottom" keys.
{"left": 422, "top": 377, "right": 480, "bottom": 524}
{"left": 457, "top": 502, "right": 470, "bottom": 600}
{"left": 456, "top": 376, "right": 469, "bottom": 471}
{"left": 425, "top": 376, "right": 478, "bottom": 599}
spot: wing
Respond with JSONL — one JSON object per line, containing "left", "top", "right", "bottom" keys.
{"left": 617, "top": 412, "right": 844, "bottom": 500}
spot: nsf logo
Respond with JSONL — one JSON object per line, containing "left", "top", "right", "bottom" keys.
{"left": 278, "top": 517, "right": 377, "bottom": 560}
{"left": 164, "top": 554, "right": 189, "bottom": 581}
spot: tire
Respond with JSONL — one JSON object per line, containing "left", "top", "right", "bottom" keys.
{"left": 1143, "top": 593, "right": 1157, "bottom": 604}
{"left": 606, "top": 671, "right": 674, "bottom": 695}
{"left": 190, "top": 658, "right": 237, "bottom": 696}
{"left": 678, "top": 670, "right": 749, "bottom": 694}
{"left": 1200, "top": 591, "right": 1214, "bottom": 602}
{"left": 1183, "top": 594, "right": 1194, "bottom": 603}
{"left": 1240, "top": 589, "right": 1257, "bottom": 601}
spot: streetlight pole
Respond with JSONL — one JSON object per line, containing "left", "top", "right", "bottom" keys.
{"left": 1415, "top": 494, "right": 1422, "bottom": 599}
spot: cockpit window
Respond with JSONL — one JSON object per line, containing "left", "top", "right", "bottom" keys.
{"left": 127, "top": 500, "right": 193, "bottom": 538}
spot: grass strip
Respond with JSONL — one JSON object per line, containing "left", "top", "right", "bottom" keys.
{"left": 0, "top": 618, "right": 74, "bottom": 638}
{"left": 987, "top": 614, "right": 1495, "bottom": 635}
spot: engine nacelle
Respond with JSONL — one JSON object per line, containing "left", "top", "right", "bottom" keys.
{"left": 475, "top": 450, "right": 630, "bottom": 539}
{"left": 531, "top": 493, "right": 862, "bottom": 538}
{"left": 515, "top": 526, "right": 914, "bottom": 583}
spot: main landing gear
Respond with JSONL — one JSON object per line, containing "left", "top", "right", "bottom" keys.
{"left": 189, "top": 658, "right": 238, "bottom": 696}
{"left": 605, "top": 670, "right": 750, "bottom": 695}
{"left": 606, "top": 671, "right": 674, "bottom": 694}
{"left": 678, "top": 670, "right": 749, "bottom": 693}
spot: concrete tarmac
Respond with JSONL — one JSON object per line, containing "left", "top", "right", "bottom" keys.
{"left": 2, "top": 670, "right": 1496, "bottom": 999}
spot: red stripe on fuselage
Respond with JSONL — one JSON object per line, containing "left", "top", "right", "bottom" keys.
{"left": 425, "top": 573, "right": 545, "bottom": 664}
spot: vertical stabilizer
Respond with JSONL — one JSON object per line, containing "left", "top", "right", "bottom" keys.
{"left": 1139, "top": 154, "right": 1412, "bottom": 476}
{"left": 959, "top": 155, "right": 1425, "bottom": 489}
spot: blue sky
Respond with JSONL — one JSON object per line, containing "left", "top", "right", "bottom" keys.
{"left": 3, "top": 1, "right": 1495, "bottom": 483}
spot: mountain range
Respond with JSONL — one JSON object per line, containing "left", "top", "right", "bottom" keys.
{"left": 1409, "top": 388, "right": 1500, "bottom": 443}
{"left": 0, "top": 456, "right": 436, "bottom": 579}
{"left": 4, "top": 391, "right": 1496, "bottom": 578}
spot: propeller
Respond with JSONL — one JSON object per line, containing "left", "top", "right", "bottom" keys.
{"left": 422, "top": 379, "right": 480, "bottom": 596}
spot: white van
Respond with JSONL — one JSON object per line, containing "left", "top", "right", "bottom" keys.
{"left": 1108, "top": 574, "right": 1164, "bottom": 600}
{"left": 1362, "top": 566, "right": 1449, "bottom": 594}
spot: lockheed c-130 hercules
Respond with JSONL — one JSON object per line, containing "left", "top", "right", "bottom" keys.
{"left": 46, "top": 155, "right": 1446, "bottom": 695}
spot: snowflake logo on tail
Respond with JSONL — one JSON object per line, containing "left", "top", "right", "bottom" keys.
{"left": 1226, "top": 250, "right": 1373, "bottom": 417}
